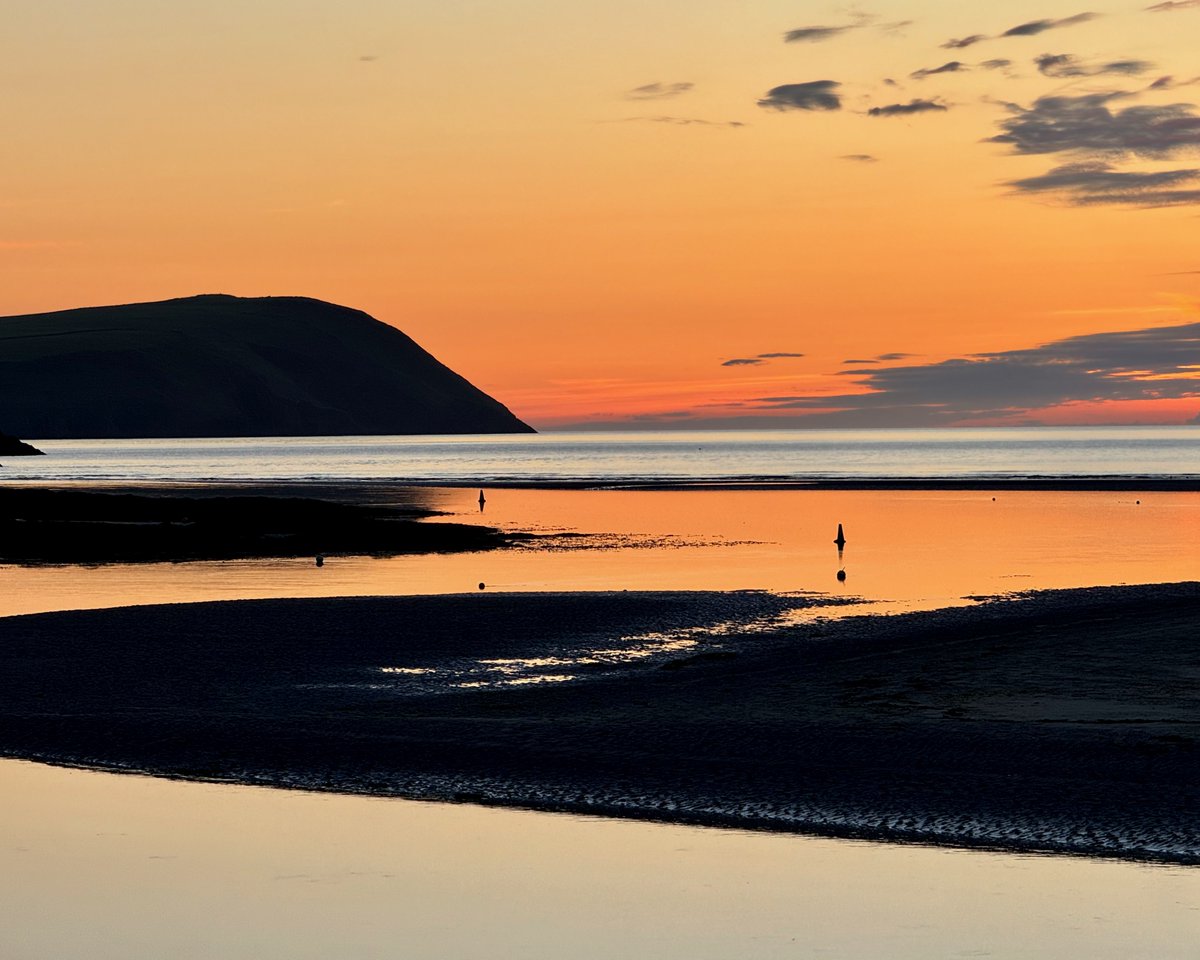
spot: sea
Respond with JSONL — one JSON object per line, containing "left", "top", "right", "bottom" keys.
{"left": 4, "top": 425, "right": 1199, "bottom": 485}
{"left": 4, "top": 427, "right": 1200, "bottom": 958}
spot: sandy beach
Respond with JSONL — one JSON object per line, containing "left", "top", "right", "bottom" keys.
{"left": 3, "top": 582, "right": 1197, "bottom": 863}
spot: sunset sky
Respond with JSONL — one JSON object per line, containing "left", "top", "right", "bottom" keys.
{"left": 4, "top": 0, "right": 1199, "bottom": 429}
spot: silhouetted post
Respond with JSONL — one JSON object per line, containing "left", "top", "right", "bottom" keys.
{"left": 834, "top": 523, "right": 846, "bottom": 548}
{"left": 478, "top": 489, "right": 486, "bottom": 513}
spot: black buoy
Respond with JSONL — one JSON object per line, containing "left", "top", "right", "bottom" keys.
{"left": 834, "top": 523, "right": 846, "bottom": 548}
{"left": 478, "top": 581, "right": 486, "bottom": 591}
{"left": 836, "top": 569, "right": 846, "bottom": 582}
{"left": 478, "top": 489, "right": 486, "bottom": 512}
{"left": 315, "top": 554, "right": 325, "bottom": 567}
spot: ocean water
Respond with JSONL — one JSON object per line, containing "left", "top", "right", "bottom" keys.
{"left": 4, "top": 426, "right": 1199, "bottom": 484}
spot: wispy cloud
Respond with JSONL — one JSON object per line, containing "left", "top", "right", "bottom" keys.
{"left": 910, "top": 61, "right": 968, "bottom": 80}
{"left": 980, "top": 58, "right": 1014, "bottom": 70}
{"left": 840, "top": 153, "right": 880, "bottom": 162}
{"left": 1146, "top": 0, "right": 1200, "bottom": 10}
{"left": 940, "top": 12, "right": 1097, "bottom": 50}
{"left": 1002, "top": 12, "right": 1098, "bottom": 36}
{"left": 722, "top": 351, "right": 805, "bottom": 367}
{"left": 626, "top": 82, "right": 694, "bottom": 101}
{"left": 745, "top": 319, "right": 1200, "bottom": 426}
{"left": 1005, "top": 161, "right": 1200, "bottom": 206}
{"left": 623, "top": 116, "right": 745, "bottom": 128}
{"left": 783, "top": 24, "right": 858, "bottom": 43}
{"left": 868, "top": 99, "right": 949, "bottom": 117}
{"left": 989, "top": 92, "right": 1200, "bottom": 158}
{"left": 943, "top": 34, "right": 988, "bottom": 49}
{"left": 1033, "top": 53, "right": 1154, "bottom": 78}
{"left": 991, "top": 92, "right": 1200, "bottom": 206}
{"left": 757, "top": 81, "right": 842, "bottom": 112}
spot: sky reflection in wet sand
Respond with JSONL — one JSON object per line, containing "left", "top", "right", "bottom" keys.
{"left": 1, "top": 487, "right": 1196, "bottom": 619}
{"left": 3, "top": 760, "right": 1197, "bottom": 960}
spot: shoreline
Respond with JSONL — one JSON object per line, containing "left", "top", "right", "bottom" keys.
{"left": 3, "top": 475, "right": 1200, "bottom": 492}
{"left": 2, "top": 583, "right": 1197, "bottom": 864}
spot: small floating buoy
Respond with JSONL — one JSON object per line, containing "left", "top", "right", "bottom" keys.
{"left": 478, "top": 489, "right": 486, "bottom": 512}
{"left": 836, "top": 569, "right": 846, "bottom": 583}
{"left": 834, "top": 523, "right": 846, "bottom": 548}
{"left": 1136, "top": 500, "right": 1141, "bottom": 505}
{"left": 315, "top": 554, "right": 325, "bottom": 567}
{"left": 478, "top": 581, "right": 486, "bottom": 591}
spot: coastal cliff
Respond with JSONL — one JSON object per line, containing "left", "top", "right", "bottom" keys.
{"left": 0, "top": 432, "right": 43, "bottom": 456}
{"left": 0, "top": 295, "right": 533, "bottom": 438}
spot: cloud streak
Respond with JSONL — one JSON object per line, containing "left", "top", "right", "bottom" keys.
{"left": 1005, "top": 161, "right": 1200, "bottom": 206}
{"left": 1033, "top": 53, "right": 1154, "bottom": 78}
{"left": 868, "top": 99, "right": 948, "bottom": 117}
{"left": 757, "top": 81, "right": 842, "bottom": 112}
{"left": 626, "top": 82, "right": 694, "bottom": 100}
{"left": 990, "top": 92, "right": 1200, "bottom": 158}
{"left": 783, "top": 24, "right": 858, "bottom": 43}
{"left": 745, "top": 320, "right": 1200, "bottom": 425}
{"left": 910, "top": 61, "right": 968, "bottom": 80}
{"left": 1002, "top": 12, "right": 1098, "bottom": 36}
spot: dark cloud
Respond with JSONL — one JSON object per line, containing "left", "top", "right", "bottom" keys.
{"left": 868, "top": 99, "right": 949, "bottom": 117}
{"left": 626, "top": 82, "right": 694, "bottom": 101}
{"left": 943, "top": 34, "right": 987, "bottom": 49}
{"left": 1006, "top": 161, "right": 1200, "bottom": 206}
{"left": 745, "top": 320, "right": 1200, "bottom": 426}
{"left": 625, "top": 116, "right": 745, "bottom": 128}
{"left": 980, "top": 59, "right": 1014, "bottom": 70}
{"left": 989, "top": 92, "right": 1200, "bottom": 159}
{"left": 840, "top": 153, "right": 879, "bottom": 162}
{"left": 1147, "top": 0, "right": 1200, "bottom": 10}
{"left": 1148, "top": 75, "right": 1200, "bottom": 90}
{"left": 877, "top": 352, "right": 915, "bottom": 361}
{"left": 1002, "top": 12, "right": 1098, "bottom": 37}
{"left": 1033, "top": 53, "right": 1154, "bottom": 78}
{"left": 722, "top": 352, "right": 804, "bottom": 367}
{"left": 783, "top": 25, "right": 857, "bottom": 43}
{"left": 910, "top": 61, "right": 968, "bottom": 80}
{"left": 843, "top": 359, "right": 880, "bottom": 365}
{"left": 758, "top": 81, "right": 842, "bottom": 112}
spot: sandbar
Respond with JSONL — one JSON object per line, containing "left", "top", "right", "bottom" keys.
{"left": 1, "top": 584, "right": 1196, "bottom": 863}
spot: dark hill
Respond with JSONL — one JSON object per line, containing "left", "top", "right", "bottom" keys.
{"left": 0, "top": 295, "right": 533, "bottom": 438}
{"left": 0, "top": 432, "right": 43, "bottom": 456}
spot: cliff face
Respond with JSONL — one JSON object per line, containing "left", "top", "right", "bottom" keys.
{"left": 0, "top": 295, "right": 533, "bottom": 439}
{"left": 0, "top": 432, "right": 44, "bottom": 456}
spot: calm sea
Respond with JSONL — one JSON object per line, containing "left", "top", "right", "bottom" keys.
{"left": 5, "top": 426, "right": 1199, "bottom": 484}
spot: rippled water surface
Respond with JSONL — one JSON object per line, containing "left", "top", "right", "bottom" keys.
{"left": 6, "top": 426, "right": 1199, "bottom": 484}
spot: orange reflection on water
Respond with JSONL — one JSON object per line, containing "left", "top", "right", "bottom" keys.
{"left": 0, "top": 488, "right": 1196, "bottom": 618}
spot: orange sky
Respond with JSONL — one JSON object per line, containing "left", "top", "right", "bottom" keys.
{"left": 3, "top": 1, "right": 1199, "bottom": 428}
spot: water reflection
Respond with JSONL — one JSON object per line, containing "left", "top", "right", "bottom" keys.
{"left": 0, "top": 488, "right": 1197, "bottom": 619}
{"left": 3, "top": 759, "right": 1197, "bottom": 960}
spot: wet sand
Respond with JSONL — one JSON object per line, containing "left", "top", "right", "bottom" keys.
{"left": 2, "top": 583, "right": 1197, "bottom": 863}
{"left": 0, "top": 487, "right": 508, "bottom": 563}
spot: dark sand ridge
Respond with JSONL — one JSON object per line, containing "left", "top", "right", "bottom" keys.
{"left": 2, "top": 584, "right": 1197, "bottom": 863}
{"left": 0, "top": 487, "right": 511, "bottom": 563}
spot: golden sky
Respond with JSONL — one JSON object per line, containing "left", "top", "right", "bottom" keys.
{"left": 3, "top": 0, "right": 1199, "bottom": 428}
